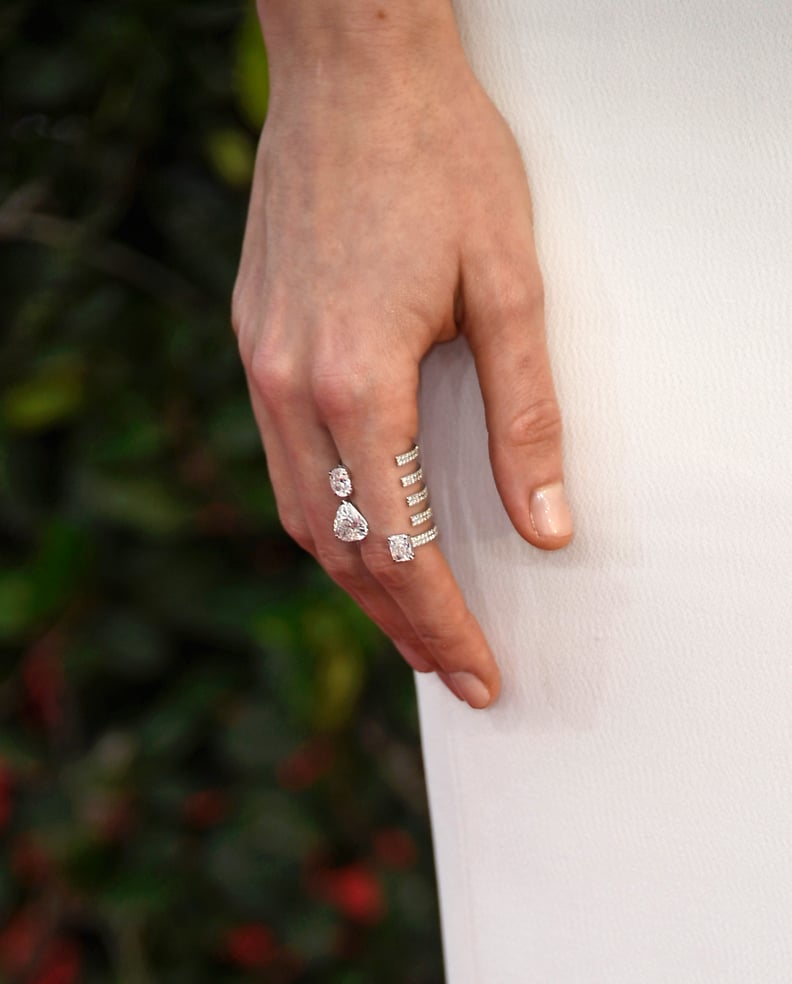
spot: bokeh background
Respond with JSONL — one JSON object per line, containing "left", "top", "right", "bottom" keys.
{"left": 0, "top": 1, "right": 443, "bottom": 981}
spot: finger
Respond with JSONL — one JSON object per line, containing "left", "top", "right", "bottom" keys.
{"left": 365, "top": 535, "right": 500, "bottom": 708}
{"left": 315, "top": 367, "right": 501, "bottom": 709}
{"left": 247, "top": 382, "right": 436, "bottom": 673}
{"left": 246, "top": 376, "right": 316, "bottom": 556}
{"left": 462, "top": 240, "right": 574, "bottom": 550}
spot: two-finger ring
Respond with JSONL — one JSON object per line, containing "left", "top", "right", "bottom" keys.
{"left": 328, "top": 444, "right": 439, "bottom": 559}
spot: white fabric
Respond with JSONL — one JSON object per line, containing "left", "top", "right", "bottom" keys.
{"left": 414, "top": 2, "right": 792, "bottom": 981}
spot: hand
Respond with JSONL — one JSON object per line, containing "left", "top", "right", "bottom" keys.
{"left": 232, "top": 7, "right": 574, "bottom": 709}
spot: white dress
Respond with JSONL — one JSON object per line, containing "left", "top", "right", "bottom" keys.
{"left": 415, "top": 1, "right": 792, "bottom": 981}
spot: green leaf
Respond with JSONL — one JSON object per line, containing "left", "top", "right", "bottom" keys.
{"left": 207, "top": 399, "right": 260, "bottom": 460}
{"left": 0, "top": 570, "right": 32, "bottom": 639}
{"left": 205, "top": 128, "right": 255, "bottom": 188}
{"left": 138, "top": 668, "right": 233, "bottom": 760}
{"left": 91, "top": 609, "right": 170, "bottom": 679}
{"left": 0, "top": 731, "right": 42, "bottom": 773}
{"left": 235, "top": 789, "right": 322, "bottom": 860}
{"left": 27, "top": 519, "right": 92, "bottom": 623}
{"left": 302, "top": 602, "right": 369, "bottom": 730}
{"left": 312, "top": 645, "right": 366, "bottom": 731}
{"left": 234, "top": 4, "right": 269, "bottom": 129}
{"left": 100, "top": 868, "right": 176, "bottom": 917}
{"left": 282, "top": 907, "right": 339, "bottom": 962}
{"left": 77, "top": 472, "right": 193, "bottom": 535}
{"left": 220, "top": 702, "right": 292, "bottom": 772}
{"left": 2, "top": 357, "right": 85, "bottom": 431}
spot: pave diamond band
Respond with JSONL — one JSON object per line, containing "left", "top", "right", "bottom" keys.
{"left": 395, "top": 444, "right": 420, "bottom": 467}
{"left": 405, "top": 487, "right": 428, "bottom": 508}
{"left": 411, "top": 525, "right": 439, "bottom": 548}
{"left": 388, "top": 443, "right": 439, "bottom": 560}
{"left": 410, "top": 506, "right": 433, "bottom": 528}
{"left": 400, "top": 466, "right": 423, "bottom": 489}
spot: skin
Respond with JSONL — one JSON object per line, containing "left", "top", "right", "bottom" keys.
{"left": 232, "top": 0, "right": 574, "bottom": 709}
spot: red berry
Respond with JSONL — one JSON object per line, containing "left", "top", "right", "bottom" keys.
{"left": 224, "top": 923, "right": 277, "bottom": 969}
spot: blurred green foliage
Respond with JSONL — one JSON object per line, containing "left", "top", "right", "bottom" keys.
{"left": 0, "top": 1, "right": 442, "bottom": 981}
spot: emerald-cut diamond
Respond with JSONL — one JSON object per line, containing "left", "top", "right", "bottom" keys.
{"left": 388, "top": 533, "right": 415, "bottom": 562}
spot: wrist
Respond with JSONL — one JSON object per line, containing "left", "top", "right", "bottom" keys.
{"left": 257, "top": 0, "right": 463, "bottom": 91}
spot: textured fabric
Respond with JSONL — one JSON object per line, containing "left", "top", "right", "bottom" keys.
{"left": 414, "top": 2, "right": 792, "bottom": 981}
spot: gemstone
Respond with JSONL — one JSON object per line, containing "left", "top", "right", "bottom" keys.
{"left": 405, "top": 487, "right": 429, "bottom": 508}
{"left": 333, "top": 501, "right": 368, "bottom": 542}
{"left": 411, "top": 525, "right": 439, "bottom": 548}
{"left": 400, "top": 466, "right": 423, "bottom": 489}
{"left": 388, "top": 533, "right": 415, "bottom": 562}
{"left": 410, "top": 506, "right": 433, "bottom": 528}
{"left": 329, "top": 466, "right": 353, "bottom": 498}
{"left": 395, "top": 444, "right": 420, "bottom": 467}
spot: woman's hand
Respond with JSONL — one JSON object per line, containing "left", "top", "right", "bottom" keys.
{"left": 232, "top": 1, "right": 573, "bottom": 709}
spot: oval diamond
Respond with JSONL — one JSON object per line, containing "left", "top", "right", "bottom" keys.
{"left": 329, "top": 465, "right": 353, "bottom": 498}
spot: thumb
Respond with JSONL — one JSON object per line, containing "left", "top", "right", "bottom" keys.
{"left": 463, "top": 252, "right": 574, "bottom": 550}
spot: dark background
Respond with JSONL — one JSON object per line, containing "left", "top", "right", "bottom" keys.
{"left": 0, "top": 1, "right": 442, "bottom": 980}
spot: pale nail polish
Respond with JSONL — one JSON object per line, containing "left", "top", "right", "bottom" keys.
{"left": 450, "top": 671, "right": 491, "bottom": 709}
{"left": 439, "top": 672, "right": 465, "bottom": 701}
{"left": 529, "top": 481, "right": 573, "bottom": 538}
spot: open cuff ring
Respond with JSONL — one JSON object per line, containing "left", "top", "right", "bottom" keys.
{"left": 328, "top": 444, "right": 439, "bottom": 558}
{"left": 387, "top": 443, "right": 439, "bottom": 562}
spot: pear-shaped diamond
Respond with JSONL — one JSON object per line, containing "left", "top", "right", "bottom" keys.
{"left": 333, "top": 501, "right": 369, "bottom": 542}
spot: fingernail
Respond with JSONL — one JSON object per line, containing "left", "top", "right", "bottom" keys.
{"left": 439, "top": 672, "right": 465, "bottom": 701}
{"left": 529, "top": 480, "right": 573, "bottom": 538}
{"left": 449, "top": 671, "right": 491, "bottom": 709}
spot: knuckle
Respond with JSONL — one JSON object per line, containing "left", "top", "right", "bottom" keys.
{"left": 311, "top": 365, "right": 374, "bottom": 424}
{"left": 230, "top": 283, "right": 246, "bottom": 338}
{"left": 279, "top": 513, "right": 314, "bottom": 553}
{"left": 315, "top": 542, "right": 362, "bottom": 586}
{"left": 415, "top": 626, "right": 455, "bottom": 661}
{"left": 250, "top": 345, "right": 298, "bottom": 412}
{"left": 414, "top": 611, "right": 475, "bottom": 664}
{"left": 329, "top": 567, "right": 369, "bottom": 599}
{"left": 504, "top": 276, "right": 545, "bottom": 320}
{"left": 275, "top": 499, "right": 312, "bottom": 550}
{"left": 503, "top": 396, "right": 563, "bottom": 453}
{"left": 484, "top": 263, "right": 545, "bottom": 325}
{"left": 230, "top": 290, "right": 254, "bottom": 361}
{"left": 361, "top": 544, "right": 414, "bottom": 591}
